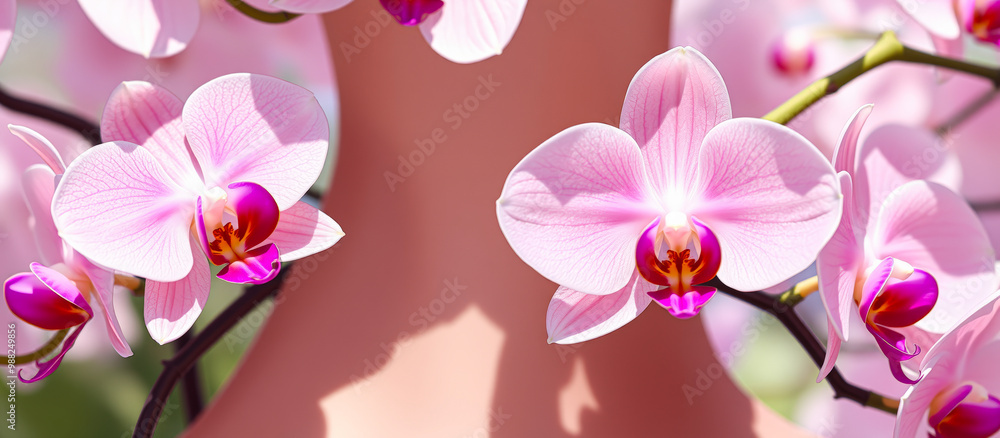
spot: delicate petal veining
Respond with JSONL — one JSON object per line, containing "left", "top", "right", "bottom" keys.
{"left": 268, "top": 201, "right": 345, "bottom": 262}
{"left": 620, "top": 47, "right": 732, "bottom": 201}
{"left": 182, "top": 73, "right": 329, "bottom": 210}
{"left": 52, "top": 142, "right": 196, "bottom": 282}
{"left": 693, "top": 118, "right": 841, "bottom": 291}
{"left": 497, "top": 123, "right": 659, "bottom": 295}
{"left": 546, "top": 273, "right": 656, "bottom": 344}
{"left": 101, "top": 81, "right": 202, "bottom": 192}
{"left": 144, "top": 249, "right": 211, "bottom": 345}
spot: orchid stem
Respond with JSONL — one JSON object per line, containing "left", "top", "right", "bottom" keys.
{"left": 174, "top": 331, "right": 205, "bottom": 424}
{"left": 132, "top": 268, "right": 287, "bottom": 438}
{"left": 778, "top": 276, "right": 818, "bottom": 307}
{"left": 225, "top": 0, "right": 301, "bottom": 24}
{"left": 764, "top": 31, "right": 1000, "bottom": 125}
{"left": 12, "top": 329, "right": 69, "bottom": 365}
{"left": 705, "top": 278, "right": 900, "bottom": 416}
{"left": 0, "top": 85, "right": 101, "bottom": 145}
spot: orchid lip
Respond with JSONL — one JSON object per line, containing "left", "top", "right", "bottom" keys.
{"left": 928, "top": 381, "right": 1000, "bottom": 438}
{"left": 637, "top": 215, "right": 721, "bottom": 318}
{"left": 857, "top": 257, "right": 937, "bottom": 380}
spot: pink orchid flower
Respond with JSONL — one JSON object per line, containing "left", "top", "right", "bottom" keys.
{"left": 51, "top": 74, "right": 344, "bottom": 344}
{"left": 497, "top": 47, "right": 843, "bottom": 344}
{"left": 817, "top": 105, "right": 996, "bottom": 384}
{"left": 251, "top": 0, "right": 526, "bottom": 64}
{"left": 3, "top": 125, "right": 133, "bottom": 382}
{"left": 896, "top": 290, "right": 1000, "bottom": 438}
{"left": 900, "top": 0, "right": 1000, "bottom": 56}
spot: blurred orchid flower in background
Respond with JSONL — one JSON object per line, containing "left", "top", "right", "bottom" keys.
{"left": 51, "top": 74, "right": 343, "bottom": 345}
{"left": 671, "top": 0, "right": 940, "bottom": 156}
{"left": 497, "top": 46, "right": 842, "bottom": 344}
{"left": 896, "top": 290, "right": 1000, "bottom": 438}
{"left": 817, "top": 105, "right": 996, "bottom": 384}
{"left": 77, "top": 0, "right": 201, "bottom": 58}
{"left": 250, "top": 0, "right": 527, "bottom": 63}
{"left": 900, "top": 0, "right": 1000, "bottom": 56}
{"left": 0, "top": 0, "right": 13, "bottom": 62}
{"left": 3, "top": 125, "right": 133, "bottom": 382}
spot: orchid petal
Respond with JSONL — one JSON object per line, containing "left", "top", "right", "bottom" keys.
{"left": 76, "top": 256, "right": 132, "bottom": 357}
{"left": 52, "top": 142, "right": 196, "bottom": 282}
{"left": 620, "top": 46, "right": 732, "bottom": 200}
{"left": 817, "top": 172, "right": 862, "bottom": 341}
{"left": 21, "top": 165, "right": 62, "bottom": 267}
{"left": 817, "top": 320, "right": 842, "bottom": 382}
{"left": 898, "top": 0, "right": 961, "bottom": 39}
{"left": 546, "top": 272, "right": 655, "bottom": 344}
{"left": 78, "top": 0, "right": 200, "bottom": 58}
{"left": 144, "top": 249, "right": 210, "bottom": 345}
{"left": 418, "top": 0, "right": 527, "bottom": 64}
{"left": 227, "top": 182, "right": 280, "bottom": 251}
{"left": 18, "top": 323, "right": 87, "bottom": 383}
{"left": 101, "top": 81, "right": 202, "bottom": 191}
{"left": 693, "top": 118, "right": 841, "bottom": 291}
{"left": 854, "top": 125, "right": 955, "bottom": 229}
{"left": 269, "top": 0, "right": 353, "bottom": 13}
{"left": 217, "top": 243, "right": 281, "bottom": 285}
{"left": 648, "top": 285, "right": 716, "bottom": 319}
{"left": 182, "top": 73, "right": 329, "bottom": 209}
{"left": 497, "top": 123, "right": 659, "bottom": 295}
{"left": 832, "top": 104, "right": 873, "bottom": 174}
{"left": 9, "top": 125, "right": 66, "bottom": 173}
{"left": 893, "top": 357, "right": 958, "bottom": 438}
{"left": 871, "top": 269, "right": 938, "bottom": 328}
{"left": 269, "top": 201, "right": 344, "bottom": 262}
{"left": 4, "top": 269, "right": 89, "bottom": 330}
{"left": 872, "top": 181, "right": 996, "bottom": 333}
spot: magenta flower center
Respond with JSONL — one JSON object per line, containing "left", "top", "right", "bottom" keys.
{"left": 957, "top": 0, "right": 1000, "bottom": 44}
{"left": 380, "top": 0, "right": 445, "bottom": 26}
{"left": 636, "top": 214, "right": 722, "bottom": 318}
{"left": 929, "top": 381, "right": 1000, "bottom": 438}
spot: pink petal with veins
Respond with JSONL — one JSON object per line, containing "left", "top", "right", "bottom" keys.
{"left": 497, "top": 123, "right": 659, "bottom": 295}
{"left": 693, "top": 118, "right": 841, "bottom": 291}
{"left": 182, "top": 73, "right": 329, "bottom": 210}
{"left": 52, "top": 142, "right": 196, "bottom": 282}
